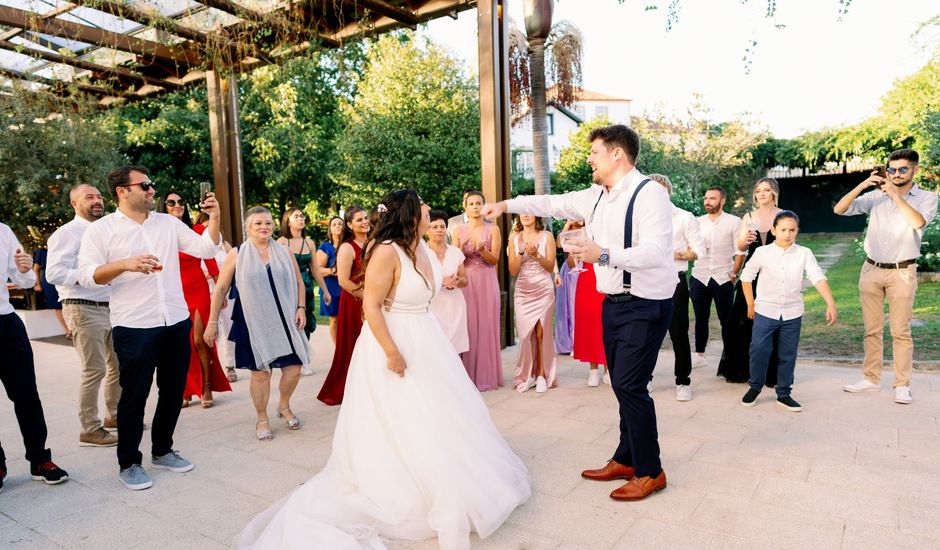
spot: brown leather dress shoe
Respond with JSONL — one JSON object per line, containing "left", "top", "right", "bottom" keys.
{"left": 610, "top": 470, "right": 667, "bottom": 501}
{"left": 581, "top": 460, "right": 636, "bottom": 481}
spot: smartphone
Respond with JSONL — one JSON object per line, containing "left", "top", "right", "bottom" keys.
{"left": 872, "top": 165, "right": 886, "bottom": 188}
{"left": 199, "top": 182, "right": 211, "bottom": 205}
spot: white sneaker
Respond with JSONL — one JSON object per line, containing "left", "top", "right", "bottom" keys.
{"left": 602, "top": 369, "right": 611, "bottom": 385}
{"left": 692, "top": 353, "right": 707, "bottom": 368}
{"left": 535, "top": 376, "right": 548, "bottom": 393}
{"left": 517, "top": 377, "right": 536, "bottom": 393}
{"left": 300, "top": 366, "right": 314, "bottom": 377}
{"left": 676, "top": 385, "right": 692, "bottom": 402}
{"left": 894, "top": 386, "right": 913, "bottom": 404}
{"left": 587, "top": 370, "right": 601, "bottom": 387}
{"left": 843, "top": 379, "right": 880, "bottom": 393}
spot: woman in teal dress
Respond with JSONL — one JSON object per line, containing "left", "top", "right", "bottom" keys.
{"left": 277, "top": 208, "right": 333, "bottom": 375}
{"left": 315, "top": 216, "right": 344, "bottom": 344}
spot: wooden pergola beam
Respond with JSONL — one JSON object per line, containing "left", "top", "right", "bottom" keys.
{"left": 68, "top": 0, "right": 213, "bottom": 46}
{"left": 0, "top": 39, "right": 185, "bottom": 91}
{"left": 198, "top": 0, "right": 342, "bottom": 49}
{"left": 355, "top": 0, "right": 421, "bottom": 27}
{"left": 0, "top": 2, "right": 78, "bottom": 41}
{"left": 0, "top": 4, "right": 202, "bottom": 69}
{"left": 0, "top": 64, "right": 112, "bottom": 96}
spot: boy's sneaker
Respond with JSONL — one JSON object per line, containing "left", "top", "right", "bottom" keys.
{"left": 152, "top": 451, "right": 194, "bottom": 473}
{"left": 30, "top": 461, "right": 69, "bottom": 485}
{"left": 894, "top": 386, "right": 913, "bottom": 404}
{"left": 675, "top": 385, "right": 692, "bottom": 402}
{"left": 843, "top": 379, "right": 880, "bottom": 393}
{"left": 587, "top": 369, "right": 600, "bottom": 387}
{"left": 225, "top": 366, "right": 238, "bottom": 383}
{"left": 776, "top": 396, "right": 803, "bottom": 412}
{"left": 119, "top": 464, "right": 152, "bottom": 491}
{"left": 79, "top": 428, "right": 118, "bottom": 447}
{"left": 740, "top": 388, "right": 761, "bottom": 407}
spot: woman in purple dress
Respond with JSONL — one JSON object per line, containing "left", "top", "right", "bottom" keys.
{"left": 508, "top": 214, "right": 557, "bottom": 393}
{"left": 553, "top": 225, "right": 580, "bottom": 354}
{"left": 457, "top": 190, "right": 503, "bottom": 391}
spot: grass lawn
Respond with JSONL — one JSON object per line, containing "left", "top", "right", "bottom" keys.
{"left": 798, "top": 234, "right": 940, "bottom": 361}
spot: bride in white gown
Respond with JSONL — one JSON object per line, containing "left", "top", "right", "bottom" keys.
{"left": 235, "top": 190, "right": 530, "bottom": 550}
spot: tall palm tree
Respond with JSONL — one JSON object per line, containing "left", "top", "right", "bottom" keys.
{"left": 509, "top": 0, "right": 583, "bottom": 196}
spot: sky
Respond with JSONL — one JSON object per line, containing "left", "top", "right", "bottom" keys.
{"left": 419, "top": 0, "right": 938, "bottom": 138}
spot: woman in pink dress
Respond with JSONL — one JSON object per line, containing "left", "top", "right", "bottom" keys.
{"left": 457, "top": 190, "right": 503, "bottom": 391}
{"left": 427, "top": 210, "right": 469, "bottom": 353}
{"left": 508, "top": 214, "right": 557, "bottom": 394}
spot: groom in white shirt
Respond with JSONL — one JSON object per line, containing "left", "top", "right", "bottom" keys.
{"left": 78, "top": 166, "right": 222, "bottom": 491}
{"left": 482, "top": 124, "right": 675, "bottom": 501}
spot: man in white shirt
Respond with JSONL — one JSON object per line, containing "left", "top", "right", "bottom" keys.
{"left": 834, "top": 149, "right": 939, "bottom": 404}
{"left": 1, "top": 222, "right": 70, "bottom": 490}
{"left": 46, "top": 184, "right": 120, "bottom": 448}
{"left": 650, "top": 175, "right": 706, "bottom": 402}
{"left": 689, "top": 187, "right": 745, "bottom": 372}
{"left": 482, "top": 124, "right": 675, "bottom": 501}
{"left": 78, "top": 165, "right": 222, "bottom": 490}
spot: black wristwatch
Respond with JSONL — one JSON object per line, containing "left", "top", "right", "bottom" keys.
{"left": 598, "top": 248, "right": 610, "bottom": 267}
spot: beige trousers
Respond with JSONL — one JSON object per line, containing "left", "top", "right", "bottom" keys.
{"left": 64, "top": 303, "right": 121, "bottom": 433}
{"left": 858, "top": 262, "right": 918, "bottom": 387}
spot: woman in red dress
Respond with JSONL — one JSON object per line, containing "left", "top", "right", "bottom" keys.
{"left": 567, "top": 219, "right": 608, "bottom": 388}
{"left": 316, "top": 206, "right": 369, "bottom": 406}
{"left": 158, "top": 191, "right": 231, "bottom": 408}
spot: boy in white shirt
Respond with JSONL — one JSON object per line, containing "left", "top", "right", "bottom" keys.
{"left": 739, "top": 211, "right": 837, "bottom": 412}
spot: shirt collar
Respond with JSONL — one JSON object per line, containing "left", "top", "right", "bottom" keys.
{"left": 72, "top": 215, "right": 91, "bottom": 227}
{"left": 114, "top": 207, "right": 152, "bottom": 224}
{"left": 605, "top": 168, "right": 641, "bottom": 197}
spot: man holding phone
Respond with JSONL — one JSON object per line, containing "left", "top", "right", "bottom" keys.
{"left": 78, "top": 166, "right": 223, "bottom": 490}
{"left": 834, "top": 149, "right": 938, "bottom": 404}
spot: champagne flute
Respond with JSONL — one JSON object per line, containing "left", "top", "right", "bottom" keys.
{"left": 559, "top": 228, "right": 587, "bottom": 273}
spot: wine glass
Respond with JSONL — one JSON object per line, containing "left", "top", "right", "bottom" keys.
{"left": 559, "top": 228, "right": 587, "bottom": 273}
{"left": 747, "top": 220, "right": 760, "bottom": 246}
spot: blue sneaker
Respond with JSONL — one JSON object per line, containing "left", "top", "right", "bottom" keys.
{"left": 119, "top": 464, "right": 152, "bottom": 491}
{"left": 151, "top": 451, "right": 194, "bottom": 473}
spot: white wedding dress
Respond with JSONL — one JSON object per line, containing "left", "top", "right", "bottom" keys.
{"left": 235, "top": 241, "right": 530, "bottom": 550}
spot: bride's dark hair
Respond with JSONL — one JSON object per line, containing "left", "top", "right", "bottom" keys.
{"left": 364, "top": 189, "right": 429, "bottom": 288}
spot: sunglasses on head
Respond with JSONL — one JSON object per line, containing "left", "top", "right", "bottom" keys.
{"left": 119, "top": 181, "right": 156, "bottom": 192}
{"left": 164, "top": 198, "right": 184, "bottom": 207}
{"left": 886, "top": 166, "right": 911, "bottom": 175}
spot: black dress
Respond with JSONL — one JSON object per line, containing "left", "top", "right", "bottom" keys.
{"left": 717, "top": 230, "right": 778, "bottom": 386}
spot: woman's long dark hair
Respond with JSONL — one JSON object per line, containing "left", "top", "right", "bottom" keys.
{"left": 341, "top": 205, "right": 366, "bottom": 243}
{"left": 364, "top": 189, "right": 428, "bottom": 288}
{"left": 156, "top": 189, "right": 192, "bottom": 228}
{"left": 327, "top": 215, "right": 344, "bottom": 248}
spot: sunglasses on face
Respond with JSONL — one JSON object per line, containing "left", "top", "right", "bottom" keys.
{"left": 120, "top": 181, "right": 156, "bottom": 192}
{"left": 886, "top": 166, "right": 911, "bottom": 175}
{"left": 164, "top": 199, "right": 185, "bottom": 207}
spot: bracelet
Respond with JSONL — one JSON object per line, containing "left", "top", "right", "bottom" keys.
{"left": 297, "top": 305, "right": 306, "bottom": 310}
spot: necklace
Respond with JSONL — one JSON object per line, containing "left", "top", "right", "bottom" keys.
{"left": 430, "top": 242, "right": 447, "bottom": 262}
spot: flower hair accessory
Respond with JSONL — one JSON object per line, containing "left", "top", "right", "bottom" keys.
{"left": 377, "top": 203, "right": 388, "bottom": 213}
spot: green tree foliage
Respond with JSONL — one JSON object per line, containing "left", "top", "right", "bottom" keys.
{"left": 333, "top": 34, "right": 480, "bottom": 214}
{"left": 554, "top": 108, "right": 766, "bottom": 216}
{"left": 116, "top": 44, "right": 366, "bottom": 216}
{"left": 0, "top": 89, "right": 122, "bottom": 246}
{"left": 116, "top": 87, "right": 213, "bottom": 204}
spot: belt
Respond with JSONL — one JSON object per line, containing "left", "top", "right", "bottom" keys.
{"left": 866, "top": 257, "right": 916, "bottom": 269}
{"left": 62, "top": 298, "right": 109, "bottom": 307}
{"left": 605, "top": 292, "right": 635, "bottom": 303}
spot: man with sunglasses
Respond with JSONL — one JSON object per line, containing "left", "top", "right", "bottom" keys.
{"left": 46, "top": 184, "right": 120, "bottom": 449}
{"left": 834, "top": 149, "right": 938, "bottom": 404}
{"left": 78, "top": 166, "right": 223, "bottom": 490}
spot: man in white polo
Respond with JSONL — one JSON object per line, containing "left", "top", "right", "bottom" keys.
{"left": 47, "top": 184, "right": 120, "bottom": 448}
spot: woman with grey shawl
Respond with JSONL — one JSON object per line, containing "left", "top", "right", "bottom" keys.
{"left": 205, "top": 206, "right": 330, "bottom": 441}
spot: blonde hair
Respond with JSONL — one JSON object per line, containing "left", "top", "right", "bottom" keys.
{"left": 648, "top": 173, "right": 672, "bottom": 196}
{"left": 752, "top": 178, "right": 779, "bottom": 209}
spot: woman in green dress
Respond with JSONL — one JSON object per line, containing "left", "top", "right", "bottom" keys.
{"left": 277, "top": 208, "right": 332, "bottom": 376}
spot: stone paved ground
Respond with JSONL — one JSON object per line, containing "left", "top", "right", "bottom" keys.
{"left": 2, "top": 329, "right": 939, "bottom": 550}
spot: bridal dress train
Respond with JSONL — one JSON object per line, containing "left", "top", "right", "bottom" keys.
{"left": 235, "top": 241, "right": 530, "bottom": 550}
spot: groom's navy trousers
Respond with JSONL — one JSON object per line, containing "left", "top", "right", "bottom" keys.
{"left": 602, "top": 295, "right": 673, "bottom": 478}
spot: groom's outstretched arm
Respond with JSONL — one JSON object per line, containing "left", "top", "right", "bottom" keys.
{"left": 482, "top": 188, "right": 597, "bottom": 222}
